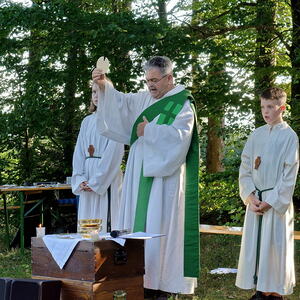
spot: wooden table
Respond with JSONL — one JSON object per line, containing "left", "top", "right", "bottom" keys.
{"left": 0, "top": 185, "right": 71, "bottom": 254}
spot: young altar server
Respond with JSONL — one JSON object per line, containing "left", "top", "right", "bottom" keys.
{"left": 71, "top": 82, "right": 124, "bottom": 233}
{"left": 236, "top": 87, "right": 299, "bottom": 300}
{"left": 92, "top": 56, "right": 199, "bottom": 299}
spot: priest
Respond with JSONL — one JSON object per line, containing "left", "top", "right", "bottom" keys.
{"left": 92, "top": 56, "right": 199, "bottom": 298}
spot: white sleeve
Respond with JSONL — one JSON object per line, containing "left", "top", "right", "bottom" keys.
{"left": 265, "top": 136, "right": 299, "bottom": 215}
{"left": 96, "top": 82, "right": 143, "bottom": 145}
{"left": 87, "top": 140, "right": 124, "bottom": 195}
{"left": 239, "top": 134, "right": 256, "bottom": 205}
{"left": 71, "top": 120, "right": 88, "bottom": 195}
{"left": 142, "top": 101, "right": 194, "bottom": 177}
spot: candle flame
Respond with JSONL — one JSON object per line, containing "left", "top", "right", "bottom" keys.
{"left": 39, "top": 224, "right": 42, "bottom": 228}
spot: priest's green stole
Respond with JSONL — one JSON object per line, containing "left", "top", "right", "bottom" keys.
{"left": 130, "top": 89, "right": 200, "bottom": 278}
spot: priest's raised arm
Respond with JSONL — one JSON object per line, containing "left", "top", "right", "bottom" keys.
{"left": 93, "top": 74, "right": 144, "bottom": 145}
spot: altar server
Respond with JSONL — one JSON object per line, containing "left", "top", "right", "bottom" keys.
{"left": 236, "top": 87, "right": 299, "bottom": 300}
{"left": 72, "top": 82, "right": 124, "bottom": 233}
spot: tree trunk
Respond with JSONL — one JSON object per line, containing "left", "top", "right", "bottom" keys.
{"left": 61, "top": 45, "right": 78, "bottom": 177}
{"left": 254, "top": 0, "right": 276, "bottom": 127}
{"left": 21, "top": 28, "right": 41, "bottom": 182}
{"left": 204, "top": 47, "right": 227, "bottom": 173}
{"left": 190, "top": 0, "right": 225, "bottom": 173}
{"left": 157, "top": 0, "right": 167, "bottom": 24}
{"left": 204, "top": 56, "right": 226, "bottom": 174}
{"left": 290, "top": 0, "right": 300, "bottom": 137}
{"left": 206, "top": 117, "right": 225, "bottom": 173}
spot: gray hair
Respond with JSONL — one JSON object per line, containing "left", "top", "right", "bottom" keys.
{"left": 143, "top": 56, "right": 173, "bottom": 75}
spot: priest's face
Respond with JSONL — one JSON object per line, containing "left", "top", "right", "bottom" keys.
{"left": 92, "top": 84, "right": 99, "bottom": 106}
{"left": 260, "top": 98, "right": 285, "bottom": 126}
{"left": 145, "top": 68, "right": 174, "bottom": 99}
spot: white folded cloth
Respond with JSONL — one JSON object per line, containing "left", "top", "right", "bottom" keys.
{"left": 42, "top": 234, "right": 82, "bottom": 269}
{"left": 210, "top": 268, "right": 238, "bottom": 274}
{"left": 42, "top": 232, "right": 162, "bottom": 269}
{"left": 42, "top": 233, "right": 126, "bottom": 269}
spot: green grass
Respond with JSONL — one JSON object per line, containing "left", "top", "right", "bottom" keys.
{"left": 0, "top": 234, "right": 299, "bottom": 299}
{"left": 183, "top": 234, "right": 300, "bottom": 300}
{"left": 0, "top": 248, "right": 31, "bottom": 278}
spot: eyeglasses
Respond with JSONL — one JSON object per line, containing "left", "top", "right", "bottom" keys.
{"left": 144, "top": 74, "right": 168, "bottom": 85}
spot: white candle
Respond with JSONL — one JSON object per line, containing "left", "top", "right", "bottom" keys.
{"left": 36, "top": 224, "right": 45, "bottom": 238}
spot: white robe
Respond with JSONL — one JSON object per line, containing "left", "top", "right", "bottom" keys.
{"left": 71, "top": 113, "right": 124, "bottom": 233}
{"left": 96, "top": 83, "right": 197, "bottom": 294}
{"left": 236, "top": 122, "right": 299, "bottom": 295}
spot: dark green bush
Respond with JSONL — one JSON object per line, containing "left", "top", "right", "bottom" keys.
{"left": 199, "top": 169, "right": 245, "bottom": 226}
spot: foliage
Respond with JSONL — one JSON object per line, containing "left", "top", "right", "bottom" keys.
{"left": 294, "top": 180, "right": 300, "bottom": 202}
{"left": 0, "top": 204, "right": 19, "bottom": 238}
{"left": 200, "top": 169, "right": 300, "bottom": 227}
{"left": 200, "top": 169, "right": 244, "bottom": 226}
{"left": 294, "top": 176, "right": 300, "bottom": 216}
{"left": 199, "top": 124, "right": 250, "bottom": 225}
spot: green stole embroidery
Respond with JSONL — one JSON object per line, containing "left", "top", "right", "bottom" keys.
{"left": 130, "top": 89, "right": 199, "bottom": 278}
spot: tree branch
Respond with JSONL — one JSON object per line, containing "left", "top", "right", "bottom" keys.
{"left": 191, "top": 24, "right": 256, "bottom": 39}
{"left": 193, "top": 1, "right": 256, "bottom": 24}
{"left": 273, "top": 29, "right": 292, "bottom": 56}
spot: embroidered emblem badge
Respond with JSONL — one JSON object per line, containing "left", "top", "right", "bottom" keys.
{"left": 88, "top": 145, "right": 95, "bottom": 157}
{"left": 254, "top": 156, "right": 261, "bottom": 170}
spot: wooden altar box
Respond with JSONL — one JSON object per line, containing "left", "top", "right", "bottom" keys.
{"left": 31, "top": 237, "right": 145, "bottom": 300}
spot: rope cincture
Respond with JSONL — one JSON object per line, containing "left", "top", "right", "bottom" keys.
{"left": 253, "top": 186, "right": 274, "bottom": 285}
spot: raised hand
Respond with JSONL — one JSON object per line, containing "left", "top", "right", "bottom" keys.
{"left": 92, "top": 68, "right": 106, "bottom": 90}
{"left": 137, "top": 116, "right": 149, "bottom": 137}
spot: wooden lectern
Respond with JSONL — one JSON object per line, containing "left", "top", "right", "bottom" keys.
{"left": 31, "top": 237, "right": 145, "bottom": 300}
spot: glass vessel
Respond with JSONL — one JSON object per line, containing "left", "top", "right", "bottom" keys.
{"left": 113, "top": 290, "right": 127, "bottom": 300}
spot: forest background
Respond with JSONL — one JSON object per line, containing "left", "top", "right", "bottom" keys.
{"left": 0, "top": 0, "right": 300, "bottom": 228}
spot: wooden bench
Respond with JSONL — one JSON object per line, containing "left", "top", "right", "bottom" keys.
{"left": 200, "top": 224, "right": 300, "bottom": 240}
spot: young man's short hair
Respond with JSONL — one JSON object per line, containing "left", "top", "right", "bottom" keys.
{"left": 259, "top": 87, "right": 287, "bottom": 105}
